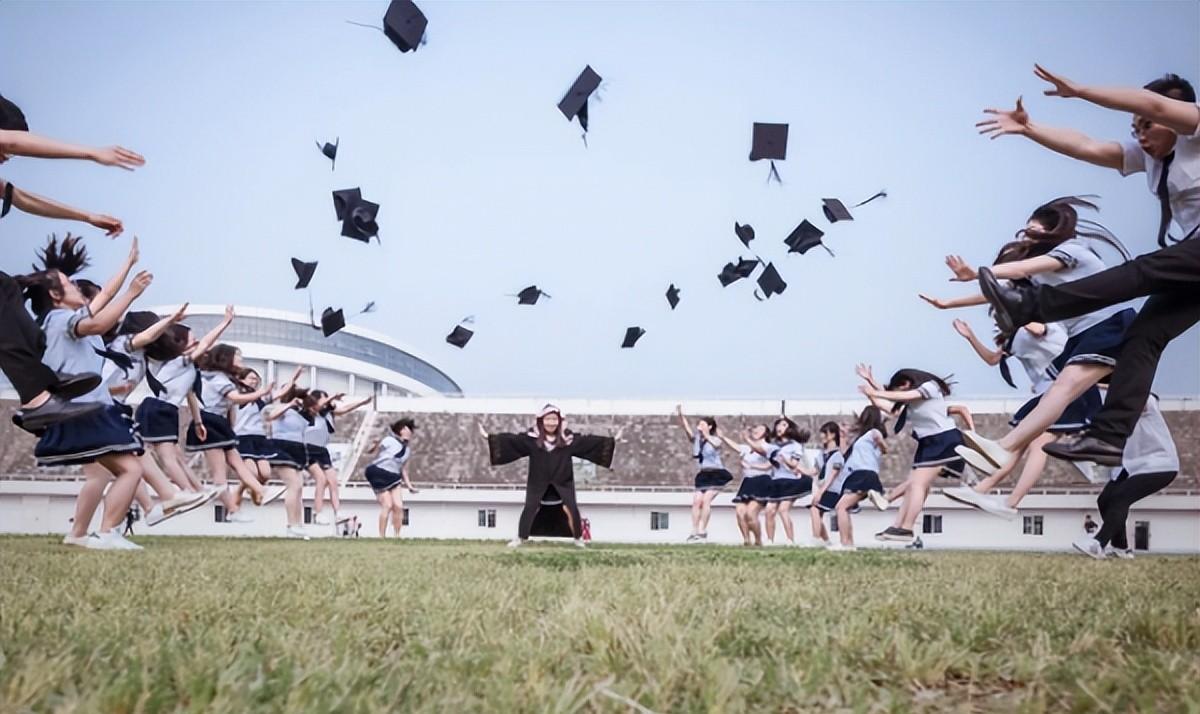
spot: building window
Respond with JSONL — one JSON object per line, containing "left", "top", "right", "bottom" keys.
{"left": 922, "top": 514, "right": 943, "bottom": 534}
{"left": 304, "top": 506, "right": 313, "bottom": 525}
{"left": 214, "top": 504, "right": 226, "bottom": 523}
{"left": 478, "top": 509, "right": 496, "bottom": 528}
{"left": 1023, "top": 515, "right": 1044, "bottom": 536}
{"left": 650, "top": 511, "right": 670, "bottom": 531}
{"left": 403, "top": 508, "right": 410, "bottom": 526}
{"left": 1134, "top": 521, "right": 1150, "bottom": 551}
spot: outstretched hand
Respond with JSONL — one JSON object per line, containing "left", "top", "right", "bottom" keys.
{"left": 952, "top": 319, "right": 974, "bottom": 339}
{"left": 945, "top": 254, "right": 977, "bottom": 282}
{"left": 89, "top": 213, "right": 124, "bottom": 237}
{"left": 1034, "top": 64, "right": 1081, "bottom": 99}
{"left": 854, "top": 363, "right": 874, "bottom": 384}
{"left": 977, "top": 97, "right": 1030, "bottom": 139}
{"left": 170, "top": 302, "right": 189, "bottom": 323}
{"left": 918, "top": 293, "right": 951, "bottom": 310}
{"left": 92, "top": 145, "right": 146, "bottom": 170}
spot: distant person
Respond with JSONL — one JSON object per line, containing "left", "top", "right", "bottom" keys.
{"left": 305, "top": 391, "right": 372, "bottom": 528}
{"left": 363, "top": 418, "right": 419, "bottom": 538}
{"left": 1083, "top": 514, "right": 1098, "bottom": 535}
{"left": 824, "top": 406, "right": 889, "bottom": 552}
{"left": 807, "top": 421, "right": 846, "bottom": 549}
{"left": 721, "top": 424, "right": 774, "bottom": 547}
{"left": 264, "top": 367, "right": 317, "bottom": 539}
{"left": 675, "top": 406, "right": 732, "bottom": 544}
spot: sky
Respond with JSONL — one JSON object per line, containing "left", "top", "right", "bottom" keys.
{"left": 1, "top": 0, "right": 1198, "bottom": 399}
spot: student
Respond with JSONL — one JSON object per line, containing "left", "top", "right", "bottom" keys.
{"left": 306, "top": 391, "right": 372, "bottom": 527}
{"left": 0, "top": 93, "right": 144, "bottom": 430}
{"left": 1073, "top": 396, "right": 1177, "bottom": 560}
{"left": 722, "top": 425, "right": 774, "bottom": 547}
{"left": 675, "top": 405, "right": 732, "bottom": 543}
{"left": 919, "top": 197, "right": 1135, "bottom": 480}
{"left": 364, "top": 418, "right": 419, "bottom": 538}
{"left": 857, "top": 365, "right": 973, "bottom": 544}
{"left": 826, "top": 407, "right": 889, "bottom": 551}
{"left": 943, "top": 319, "right": 1102, "bottom": 517}
{"left": 232, "top": 368, "right": 278, "bottom": 496}
{"left": 265, "top": 372, "right": 314, "bottom": 539}
{"left": 748, "top": 417, "right": 812, "bottom": 546}
{"left": 976, "top": 68, "right": 1200, "bottom": 465}
{"left": 480, "top": 405, "right": 620, "bottom": 549}
{"left": 808, "top": 421, "right": 846, "bottom": 548}
{"left": 19, "top": 236, "right": 150, "bottom": 550}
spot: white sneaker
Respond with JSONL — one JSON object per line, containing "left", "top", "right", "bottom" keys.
{"left": 144, "top": 504, "right": 167, "bottom": 526}
{"left": 942, "top": 485, "right": 1019, "bottom": 520}
{"left": 93, "top": 529, "right": 143, "bottom": 551}
{"left": 312, "top": 512, "right": 331, "bottom": 525}
{"left": 225, "top": 511, "right": 254, "bottom": 524}
{"left": 793, "top": 539, "right": 822, "bottom": 549}
{"left": 573, "top": 539, "right": 587, "bottom": 549}
{"left": 1070, "top": 460, "right": 1103, "bottom": 485}
{"left": 826, "top": 542, "right": 856, "bottom": 552}
{"left": 261, "top": 486, "right": 287, "bottom": 506}
{"left": 62, "top": 534, "right": 95, "bottom": 548}
{"left": 506, "top": 538, "right": 524, "bottom": 548}
{"left": 286, "top": 525, "right": 310, "bottom": 540}
{"left": 956, "top": 431, "right": 1014, "bottom": 475}
{"left": 1072, "top": 535, "right": 1106, "bottom": 560}
{"left": 1105, "top": 546, "right": 1134, "bottom": 560}
{"left": 796, "top": 493, "right": 814, "bottom": 508}
{"left": 867, "top": 490, "right": 889, "bottom": 511}
{"left": 685, "top": 533, "right": 701, "bottom": 543}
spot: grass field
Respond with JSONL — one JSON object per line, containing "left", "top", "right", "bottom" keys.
{"left": 1, "top": 538, "right": 1198, "bottom": 713}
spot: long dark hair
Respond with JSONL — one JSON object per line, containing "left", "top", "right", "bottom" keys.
{"left": 818, "top": 421, "right": 841, "bottom": 448}
{"left": 886, "top": 368, "right": 953, "bottom": 396}
{"left": 852, "top": 405, "right": 887, "bottom": 441}
{"left": 19, "top": 235, "right": 91, "bottom": 320}
{"left": 994, "top": 196, "right": 1130, "bottom": 264}
{"left": 195, "top": 344, "right": 239, "bottom": 378}
{"left": 697, "top": 417, "right": 718, "bottom": 436}
{"left": 772, "top": 417, "right": 804, "bottom": 443}
{"left": 144, "top": 323, "right": 191, "bottom": 363}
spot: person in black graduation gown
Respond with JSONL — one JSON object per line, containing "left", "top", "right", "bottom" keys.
{"left": 479, "top": 404, "right": 620, "bottom": 548}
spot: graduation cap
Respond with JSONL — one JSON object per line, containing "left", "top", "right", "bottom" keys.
{"left": 621, "top": 326, "right": 645, "bottom": 349}
{"left": 514, "top": 286, "right": 550, "bottom": 305}
{"left": 291, "top": 258, "right": 318, "bottom": 289}
{"left": 558, "top": 66, "right": 602, "bottom": 140}
{"left": 320, "top": 308, "right": 346, "bottom": 337}
{"left": 749, "top": 122, "right": 788, "bottom": 183}
{"left": 784, "top": 220, "right": 834, "bottom": 257}
{"left": 717, "top": 257, "right": 760, "bottom": 287}
{"left": 332, "top": 187, "right": 380, "bottom": 242}
{"left": 754, "top": 263, "right": 787, "bottom": 300}
{"left": 383, "top": 0, "right": 427, "bottom": 52}
{"left": 734, "top": 222, "right": 755, "bottom": 248}
{"left": 666, "top": 284, "right": 681, "bottom": 310}
{"left": 822, "top": 198, "right": 853, "bottom": 223}
{"left": 446, "top": 324, "right": 474, "bottom": 348}
{"left": 316, "top": 138, "right": 338, "bottom": 170}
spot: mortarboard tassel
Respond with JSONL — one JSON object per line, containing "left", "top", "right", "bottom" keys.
{"left": 767, "top": 161, "right": 782, "bottom": 185}
{"left": 854, "top": 190, "right": 887, "bottom": 208}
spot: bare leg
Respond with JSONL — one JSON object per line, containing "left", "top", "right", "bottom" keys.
{"left": 204, "top": 450, "right": 237, "bottom": 513}
{"left": 897, "top": 467, "right": 945, "bottom": 531}
{"left": 690, "top": 491, "right": 703, "bottom": 534}
{"left": 745, "top": 502, "right": 763, "bottom": 545}
{"left": 1004, "top": 432, "right": 1057, "bottom": 509}
{"left": 778, "top": 500, "right": 795, "bottom": 543}
{"left": 226, "top": 450, "right": 265, "bottom": 500}
{"left": 810, "top": 503, "right": 829, "bottom": 542}
{"left": 309, "top": 463, "right": 327, "bottom": 519}
{"left": 277, "top": 467, "right": 303, "bottom": 527}
{"left": 698, "top": 489, "right": 719, "bottom": 534}
{"left": 836, "top": 492, "right": 865, "bottom": 546}
{"left": 972, "top": 449, "right": 1024, "bottom": 493}
{"left": 71, "top": 464, "right": 114, "bottom": 538}
{"left": 95, "top": 453, "right": 144, "bottom": 532}
{"left": 376, "top": 489, "right": 394, "bottom": 537}
{"left": 139, "top": 453, "right": 179, "bottom": 501}
{"left": 998, "top": 365, "right": 1112, "bottom": 452}
{"left": 324, "top": 468, "right": 341, "bottom": 514}
{"left": 391, "top": 492, "right": 405, "bottom": 537}
{"left": 151, "top": 442, "right": 200, "bottom": 492}
{"left": 735, "top": 504, "right": 750, "bottom": 544}
{"left": 763, "top": 502, "right": 778, "bottom": 543}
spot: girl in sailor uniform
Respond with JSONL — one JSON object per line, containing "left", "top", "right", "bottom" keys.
{"left": 18, "top": 236, "right": 150, "bottom": 551}
{"left": 306, "top": 390, "right": 372, "bottom": 527}
{"left": 675, "top": 405, "right": 732, "bottom": 543}
{"left": 184, "top": 344, "right": 277, "bottom": 520}
{"left": 944, "top": 319, "right": 1103, "bottom": 518}
{"left": 139, "top": 305, "right": 235, "bottom": 497}
{"left": 232, "top": 367, "right": 279, "bottom": 493}
{"left": 748, "top": 417, "right": 814, "bottom": 546}
{"left": 363, "top": 418, "right": 419, "bottom": 538}
{"left": 826, "top": 407, "right": 889, "bottom": 552}
{"left": 721, "top": 424, "right": 773, "bottom": 546}
{"left": 856, "top": 365, "right": 974, "bottom": 545}
{"left": 265, "top": 378, "right": 315, "bottom": 539}
{"left": 808, "top": 421, "right": 846, "bottom": 548}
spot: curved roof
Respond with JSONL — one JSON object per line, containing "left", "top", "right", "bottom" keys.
{"left": 149, "top": 305, "right": 461, "bottom": 395}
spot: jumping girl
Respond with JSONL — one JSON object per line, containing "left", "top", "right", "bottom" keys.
{"left": 306, "top": 390, "right": 372, "bottom": 528}
{"left": 722, "top": 424, "right": 773, "bottom": 546}
{"left": 808, "top": 421, "right": 846, "bottom": 548}
{"left": 825, "top": 406, "right": 889, "bottom": 551}
{"left": 264, "top": 368, "right": 311, "bottom": 539}
{"left": 364, "top": 417, "right": 419, "bottom": 538}
{"left": 749, "top": 417, "right": 813, "bottom": 546}
{"left": 231, "top": 367, "right": 278, "bottom": 503}
{"left": 675, "top": 405, "right": 732, "bottom": 543}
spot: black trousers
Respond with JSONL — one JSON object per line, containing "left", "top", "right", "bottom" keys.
{"left": 518, "top": 476, "right": 582, "bottom": 540}
{"left": 0, "top": 272, "right": 56, "bottom": 403}
{"left": 1094, "top": 470, "right": 1176, "bottom": 549}
{"left": 1036, "top": 238, "right": 1200, "bottom": 447}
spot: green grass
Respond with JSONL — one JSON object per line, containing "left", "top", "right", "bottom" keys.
{"left": 1, "top": 538, "right": 1198, "bottom": 713}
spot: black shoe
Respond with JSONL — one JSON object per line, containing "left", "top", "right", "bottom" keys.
{"left": 47, "top": 372, "right": 103, "bottom": 400}
{"left": 978, "top": 267, "right": 1038, "bottom": 335}
{"left": 1043, "top": 433, "right": 1123, "bottom": 467}
{"left": 877, "top": 526, "right": 916, "bottom": 543}
{"left": 16, "top": 395, "right": 104, "bottom": 432}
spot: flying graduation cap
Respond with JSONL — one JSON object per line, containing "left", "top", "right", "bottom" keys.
{"left": 734, "top": 222, "right": 755, "bottom": 248}
{"left": 717, "top": 257, "right": 760, "bottom": 287}
{"left": 558, "top": 66, "right": 602, "bottom": 142}
{"left": 383, "top": 0, "right": 428, "bottom": 52}
{"left": 514, "top": 286, "right": 551, "bottom": 305}
{"left": 749, "top": 122, "right": 788, "bottom": 184}
{"left": 332, "top": 187, "right": 380, "bottom": 243}
{"left": 666, "top": 284, "right": 681, "bottom": 310}
{"left": 446, "top": 324, "right": 474, "bottom": 348}
{"left": 822, "top": 190, "right": 888, "bottom": 223}
{"left": 316, "top": 138, "right": 338, "bottom": 170}
{"left": 291, "top": 258, "right": 318, "bottom": 289}
{"left": 784, "top": 220, "right": 834, "bottom": 257}
{"left": 754, "top": 263, "right": 787, "bottom": 300}
{"left": 320, "top": 307, "right": 346, "bottom": 337}
{"left": 621, "top": 326, "right": 646, "bottom": 349}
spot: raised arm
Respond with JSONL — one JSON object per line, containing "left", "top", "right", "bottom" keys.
{"left": 944, "top": 254, "right": 1063, "bottom": 284}
{"left": 947, "top": 404, "right": 976, "bottom": 433}
{"left": 976, "top": 97, "right": 1124, "bottom": 170}
{"left": 1035, "top": 64, "right": 1200, "bottom": 137}
{"left": 720, "top": 435, "right": 747, "bottom": 452}
{"left": 88, "top": 238, "right": 138, "bottom": 316}
{"left": 401, "top": 464, "right": 417, "bottom": 493}
{"left": 675, "top": 404, "right": 694, "bottom": 440}
{"left": 75, "top": 271, "right": 152, "bottom": 337}
{"left": 273, "top": 365, "right": 305, "bottom": 401}
{"left": 227, "top": 381, "right": 274, "bottom": 406}
{"left": 190, "top": 305, "right": 234, "bottom": 360}
{"left": 265, "top": 399, "right": 302, "bottom": 422}
{"left": 186, "top": 392, "right": 206, "bottom": 441}
{"left": 0, "top": 131, "right": 145, "bottom": 168}
{"left": 918, "top": 292, "right": 989, "bottom": 310}
{"left": 873, "top": 430, "right": 889, "bottom": 455}
{"left": 333, "top": 396, "right": 372, "bottom": 416}
{"left": 131, "top": 303, "right": 189, "bottom": 350}
{"left": 0, "top": 179, "right": 124, "bottom": 236}
{"left": 952, "top": 319, "right": 1003, "bottom": 366}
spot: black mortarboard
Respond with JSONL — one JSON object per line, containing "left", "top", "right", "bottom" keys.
{"left": 755, "top": 263, "right": 787, "bottom": 299}
{"left": 383, "top": 0, "right": 427, "bottom": 53}
{"left": 621, "top": 326, "right": 645, "bottom": 349}
{"left": 332, "top": 188, "right": 361, "bottom": 222}
{"left": 822, "top": 198, "right": 853, "bottom": 223}
{"left": 558, "top": 66, "right": 602, "bottom": 133}
{"left": 291, "top": 258, "right": 318, "bottom": 289}
{"left": 784, "top": 220, "right": 834, "bottom": 257}
{"left": 446, "top": 325, "right": 473, "bottom": 348}
{"left": 666, "top": 284, "right": 680, "bottom": 310}
{"left": 749, "top": 122, "right": 788, "bottom": 183}
{"left": 717, "top": 257, "right": 760, "bottom": 287}
{"left": 333, "top": 187, "right": 380, "bottom": 242}
{"left": 320, "top": 307, "right": 346, "bottom": 337}
{"left": 316, "top": 138, "right": 338, "bottom": 170}
{"left": 516, "top": 286, "right": 550, "bottom": 305}
{"left": 734, "top": 222, "right": 755, "bottom": 248}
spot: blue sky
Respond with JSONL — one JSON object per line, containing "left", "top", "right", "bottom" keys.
{"left": 2, "top": 0, "right": 1197, "bottom": 398}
